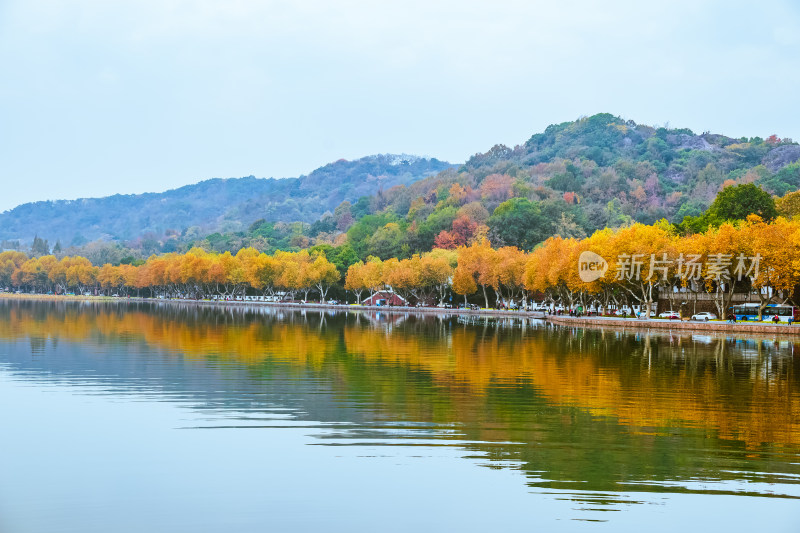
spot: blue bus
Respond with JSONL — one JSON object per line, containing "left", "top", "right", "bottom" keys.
{"left": 730, "top": 303, "right": 797, "bottom": 322}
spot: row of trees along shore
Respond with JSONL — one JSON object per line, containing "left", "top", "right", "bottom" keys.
{"left": 2, "top": 213, "right": 800, "bottom": 320}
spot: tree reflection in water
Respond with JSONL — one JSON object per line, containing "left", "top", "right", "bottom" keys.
{"left": 1, "top": 299, "right": 799, "bottom": 502}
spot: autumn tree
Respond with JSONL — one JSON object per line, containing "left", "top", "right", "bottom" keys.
{"left": 59, "top": 256, "right": 98, "bottom": 294}
{"left": 274, "top": 251, "right": 302, "bottom": 300}
{"left": 344, "top": 261, "right": 367, "bottom": 304}
{"left": 248, "top": 253, "right": 279, "bottom": 296}
{"left": 604, "top": 222, "right": 675, "bottom": 317}
{"left": 382, "top": 257, "right": 416, "bottom": 302}
{"left": 360, "top": 257, "right": 385, "bottom": 299}
{"left": 525, "top": 237, "right": 584, "bottom": 309}
{"left": 0, "top": 251, "right": 27, "bottom": 289}
{"left": 693, "top": 222, "right": 750, "bottom": 317}
{"left": 98, "top": 264, "right": 123, "bottom": 295}
{"left": 776, "top": 190, "right": 800, "bottom": 219}
{"left": 309, "top": 254, "right": 340, "bottom": 302}
{"left": 454, "top": 239, "right": 496, "bottom": 308}
{"left": 16, "top": 256, "right": 55, "bottom": 292}
{"left": 451, "top": 265, "right": 477, "bottom": 306}
{"left": 434, "top": 215, "right": 479, "bottom": 250}
{"left": 746, "top": 216, "right": 800, "bottom": 319}
{"left": 419, "top": 249, "right": 456, "bottom": 305}
{"left": 492, "top": 246, "right": 528, "bottom": 307}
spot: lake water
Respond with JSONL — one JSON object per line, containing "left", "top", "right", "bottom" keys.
{"left": 1, "top": 300, "right": 799, "bottom": 532}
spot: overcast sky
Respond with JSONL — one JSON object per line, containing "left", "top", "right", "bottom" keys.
{"left": 1, "top": 0, "right": 799, "bottom": 212}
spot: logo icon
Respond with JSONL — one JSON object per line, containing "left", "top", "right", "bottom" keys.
{"left": 578, "top": 251, "right": 608, "bottom": 282}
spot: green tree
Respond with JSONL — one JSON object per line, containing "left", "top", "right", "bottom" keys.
{"left": 759, "top": 162, "right": 800, "bottom": 196}
{"left": 31, "top": 235, "right": 49, "bottom": 256}
{"left": 368, "top": 223, "right": 406, "bottom": 260}
{"left": 677, "top": 183, "right": 777, "bottom": 234}
{"left": 330, "top": 244, "right": 361, "bottom": 276}
{"left": 346, "top": 213, "right": 396, "bottom": 258}
{"left": 604, "top": 198, "right": 633, "bottom": 228}
{"left": 413, "top": 206, "right": 458, "bottom": 253}
{"left": 487, "top": 198, "right": 550, "bottom": 251}
{"left": 708, "top": 183, "right": 777, "bottom": 222}
{"left": 545, "top": 162, "right": 584, "bottom": 192}
{"left": 351, "top": 196, "right": 373, "bottom": 219}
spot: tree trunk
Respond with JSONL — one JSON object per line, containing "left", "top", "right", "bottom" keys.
{"left": 316, "top": 283, "right": 328, "bottom": 303}
{"left": 757, "top": 285, "right": 772, "bottom": 321}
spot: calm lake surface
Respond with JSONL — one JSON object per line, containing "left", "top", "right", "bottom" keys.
{"left": 1, "top": 300, "right": 799, "bottom": 532}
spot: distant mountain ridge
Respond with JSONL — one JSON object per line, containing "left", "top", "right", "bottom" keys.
{"left": 0, "top": 154, "right": 452, "bottom": 245}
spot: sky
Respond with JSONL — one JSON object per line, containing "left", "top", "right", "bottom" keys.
{"left": 1, "top": 0, "right": 799, "bottom": 213}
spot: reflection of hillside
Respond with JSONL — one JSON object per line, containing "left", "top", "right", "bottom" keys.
{"left": 2, "top": 300, "right": 800, "bottom": 496}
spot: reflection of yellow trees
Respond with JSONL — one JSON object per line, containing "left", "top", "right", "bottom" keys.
{"left": 2, "top": 305, "right": 799, "bottom": 449}
{"left": 525, "top": 336, "right": 800, "bottom": 448}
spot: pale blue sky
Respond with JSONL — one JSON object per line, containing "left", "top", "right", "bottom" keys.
{"left": 1, "top": 0, "right": 799, "bottom": 213}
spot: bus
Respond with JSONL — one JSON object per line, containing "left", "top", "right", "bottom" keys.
{"left": 730, "top": 303, "right": 797, "bottom": 322}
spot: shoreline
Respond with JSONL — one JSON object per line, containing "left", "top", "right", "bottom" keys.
{"left": 543, "top": 314, "right": 800, "bottom": 336}
{"left": 4, "top": 293, "right": 800, "bottom": 336}
{"left": 0, "top": 293, "right": 543, "bottom": 318}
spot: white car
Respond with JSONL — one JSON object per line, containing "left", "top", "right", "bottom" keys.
{"left": 658, "top": 311, "right": 680, "bottom": 319}
{"left": 691, "top": 312, "right": 717, "bottom": 321}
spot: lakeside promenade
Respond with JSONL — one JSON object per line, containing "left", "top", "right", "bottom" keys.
{"left": 543, "top": 313, "right": 800, "bottom": 336}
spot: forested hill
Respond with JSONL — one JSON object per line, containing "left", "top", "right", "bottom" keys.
{"left": 0, "top": 154, "right": 452, "bottom": 245}
{"left": 321, "top": 113, "right": 800, "bottom": 260}
{"left": 7, "top": 113, "right": 800, "bottom": 262}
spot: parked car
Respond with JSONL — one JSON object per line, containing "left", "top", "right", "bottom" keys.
{"left": 691, "top": 312, "right": 717, "bottom": 321}
{"left": 658, "top": 311, "right": 680, "bottom": 319}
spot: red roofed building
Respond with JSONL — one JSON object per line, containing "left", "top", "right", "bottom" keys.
{"left": 363, "top": 290, "right": 407, "bottom": 306}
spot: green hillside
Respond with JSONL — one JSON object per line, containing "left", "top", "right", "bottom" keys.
{"left": 326, "top": 113, "right": 800, "bottom": 258}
